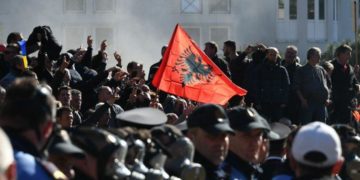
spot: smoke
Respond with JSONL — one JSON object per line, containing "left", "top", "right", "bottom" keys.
{"left": 0, "top": 0, "right": 289, "bottom": 71}
{"left": 0, "top": 0, "right": 177, "bottom": 75}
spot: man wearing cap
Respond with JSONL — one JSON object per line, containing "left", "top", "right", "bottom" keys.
{"left": 225, "top": 106, "right": 278, "bottom": 179}
{"left": 260, "top": 122, "right": 292, "bottom": 180}
{"left": 0, "top": 78, "right": 66, "bottom": 180}
{"left": 48, "top": 129, "right": 85, "bottom": 179}
{"left": 332, "top": 124, "right": 360, "bottom": 180}
{"left": 186, "top": 104, "right": 234, "bottom": 180}
{"left": 290, "top": 121, "right": 344, "bottom": 180}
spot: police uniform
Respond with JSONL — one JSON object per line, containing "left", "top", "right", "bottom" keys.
{"left": 223, "top": 151, "right": 261, "bottom": 180}
{"left": 5, "top": 129, "right": 66, "bottom": 180}
{"left": 225, "top": 107, "right": 280, "bottom": 180}
{"left": 194, "top": 151, "right": 229, "bottom": 180}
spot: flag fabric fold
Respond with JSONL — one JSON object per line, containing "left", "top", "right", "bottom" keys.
{"left": 152, "top": 24, "right": 247, "bottom": 105}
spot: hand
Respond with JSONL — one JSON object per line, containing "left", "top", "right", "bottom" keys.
{"left": 183, "top": 102, "right": 196, "bottom": 117}
{"left": 100, "top": 40, "right": 107, "bottom": 52}
{"left": 244, "top": 45, "right": 254, "bottom": 54}
{"left": 60, "top": 56, "right": 70, "bottom": 72}
{"left": 256, "top": 43, "right": 267, "bottom": 51}
{"left": 114, "top": 51, "right": 121, "bottom": 63}
{"left": 114, "top": 70, "right": 128, "bottom": 81}
{"left": 87, "top": 35, "right": 93, "bottom": 47}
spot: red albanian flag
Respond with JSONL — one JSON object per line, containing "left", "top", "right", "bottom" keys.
{"left": 152, "top": 24, "right": 247, "bottom": 105}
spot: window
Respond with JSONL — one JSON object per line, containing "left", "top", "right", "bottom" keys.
{"left": 307, "top": 0, "right": 326, "bottom": 41}
{"left": 209, "top": 27, "right": 229, "bottom": 51}
{"left": 64, "top": 0, "right": 86, "bottom": 13}
{"left": 278, "top": 0, "right": 285, "bottom": 19}
{"left": 94, "top": 0, "right": 115, "bottom": 13}
{"left": 183, "top": 27, "right": 201, "bottom": 45}
{"left": 308, "top": 0, "right": 315, "bottom": 19}
{"left": 209, "top": 0, "right": 231, "bottom": 14}
{"left": 319, "top": 0, "right": 325, "bottom": 20}
{"left": 289, "top": 0, "right": 297, "bottom": 19}
{"left": 181, "top": 0, "right": 202, "bottom": 14}
{"left": 276, "top": 0, "right": 297, "bottom": 42}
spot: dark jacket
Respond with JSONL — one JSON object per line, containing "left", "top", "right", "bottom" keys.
{"left": 228, "top": 52, "right": 249, "bottom": 87}
{"left": 260, "top": 156, "right": 285, "bottom": 180}
{"left": 224, "top": 151, "right": 261, "bottom": 180}
{"left": 147, "top": 60, "right": 162, "bottom": 91}
{"left": 293, "top": 63, "right": 330, "bottom": 104}
{"left": 257, "top": 60, "right": 290, "bottom": 104}
{"left": 331, "top": 60, "right": 358, "bottom": 104}
{"left": 210, "top": 55, "right": 231, "bottom": 78}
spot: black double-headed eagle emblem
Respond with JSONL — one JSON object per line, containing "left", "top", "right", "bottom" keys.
{"left": 172, "top": 47, "right": 215, "bottom": 86}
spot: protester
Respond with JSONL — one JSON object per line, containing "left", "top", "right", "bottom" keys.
{"left": 256, "top": 47, "right": 290, "bottom": 122}
{"left": 281, "top": 45, "right": 302, "bottom": 124}
{"left": 294, "top": 47, "right": 331, "bottom": 124}
{"left": 204, "top": 41, "right": 231, "bottom": 77}
{"left": 331, "top": 44, "right": 360, "bottom": 124}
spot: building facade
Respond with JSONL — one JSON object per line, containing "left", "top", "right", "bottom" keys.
{"left": 0, "top": 0, "right": 356, "bottom": 69}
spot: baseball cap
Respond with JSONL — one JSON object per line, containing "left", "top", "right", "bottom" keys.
{"left": 227, "top": 106, "right": 279, "bottom": 140}
{"left": 292, "top": 121, "right": 342, "bottom": 168}
{"left": 187, "top": 104, "right": 234, "bottom": 135}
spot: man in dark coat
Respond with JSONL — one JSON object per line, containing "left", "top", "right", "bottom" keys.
{"left": 204, "top": 41, "right": 231, "bottom": 78}
{"left": 281, "top": 45, "right": 302, "bottom": 124}
{"left": 256, "top": 47, "right": 290, "bottom": 122}
{"left": 330, "top": 44, "right": 359, "bottom": 124}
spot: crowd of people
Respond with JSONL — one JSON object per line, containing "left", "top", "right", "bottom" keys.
{"left": 0, "top": 25, "right": 360, "bottom": 180}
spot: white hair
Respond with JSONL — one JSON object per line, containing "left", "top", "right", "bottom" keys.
{"left": 0, "top": 128, "right": 14, "bottom": 174}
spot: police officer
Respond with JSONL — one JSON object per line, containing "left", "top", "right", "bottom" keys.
{"left": 0, "top": 78, "right": 66, "bottom": 179}
{"left": 225, "top": 106, "right": 279, "bottom": 179}
{"left": 332, "top": 124, "right": 360, "bottom": 180}
{"left": 186, "top": 104, "right": 234, "bottom": 180}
